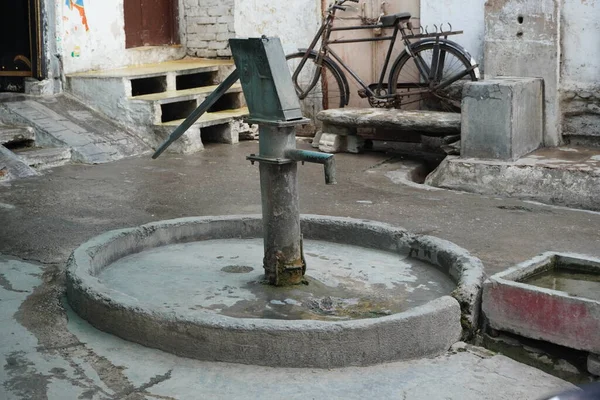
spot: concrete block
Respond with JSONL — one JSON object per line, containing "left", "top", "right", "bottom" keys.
{"left": 588, "top": 354, "right": 600, "bottom": 376}
{"left": 317, "top": 133, "right": 364, "bottom": 154}
{"left": 233, "top": 120, "right": 258, "bottom": 141}
{"left": 461, "top": 77, "right": 543, "bottom": 161}
{"left": 312, "top": 130, "right": 323, "bottom": 148}
{"left": 484, "top": 0, "right": 561, "bottom": 146}
{"left": 318, "top": 133, "right": 347, "bottom": 153}
{"left": 24, "top": 78, "right": 57, "bottom": 95}
{"left": 201, "top": 123, "right": 238, "bottom": 144}
{"left": 346, "top": 135, "right": 365, "bottom": 154}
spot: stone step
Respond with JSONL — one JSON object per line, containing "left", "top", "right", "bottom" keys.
{"left": 67, "top": 58, "right": 234, "bottom": 80}
{"left": 152, "top": 108, "right": 256, "bottom": 154}
{"left": 318, "top": 108, "right": 461, "bottom": 136}
{"left": 14, "top": 147, "right": 72, "bottom": 170}
{"left": 130, "top": 83, "right": 243, "bottom": 104}
{"left": 158, "top": 107, "right": 249, "bottom": 128}
{"left": 0, "top": 124, "right": 35, "bottom": 146}
{"left": 129, "top": 83, "right": 246, "bottom": 125}
{"left": 65, "top": 58, "right": 249, "bottom": 154}
{"left": 0, "top": 145, "right": 38, "bottom": 181}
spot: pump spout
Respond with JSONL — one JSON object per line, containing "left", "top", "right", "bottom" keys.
{"left": 285, "top": 149, "right": 337, "bottom": 185}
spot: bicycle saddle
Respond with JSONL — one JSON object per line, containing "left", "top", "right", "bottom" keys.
{"left": 379, "top": 12, "right": 411, "bottom": 27}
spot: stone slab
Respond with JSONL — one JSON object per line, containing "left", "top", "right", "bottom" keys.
{"left": 461, "top": 77, "right": 543, "bottom": 161}
{"left": 0, "top": 95, "right": 149, "bottom": 163}
{"left": 317, "top": 108, "right": 461, "bottom": 135}
{"left": 484, "top": 0, "right": 561, "bottom": 146}
{"left": 482, "top": 252, "right": 600, "bottom": 354}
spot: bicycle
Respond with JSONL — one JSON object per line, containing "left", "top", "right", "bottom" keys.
{"left": 286, "top": 0, "right": 480, "bottom": 128}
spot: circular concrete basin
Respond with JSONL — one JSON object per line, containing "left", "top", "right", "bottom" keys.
{"left": 66, "top": 215, "right": 484, "bottom": 368}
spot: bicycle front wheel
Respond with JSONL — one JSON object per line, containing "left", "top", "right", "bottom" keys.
{"left": 389, "top": 42, "right": 478, "bottom": 112}
{"left": 286, "top": 52, "right": 346, "bottom": 135}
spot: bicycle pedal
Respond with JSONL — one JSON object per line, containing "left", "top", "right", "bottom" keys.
{"left": 357, "top": 89, "right": 368, "bottom": 98}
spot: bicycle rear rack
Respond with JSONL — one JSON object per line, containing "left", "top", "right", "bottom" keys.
{"left": 402, "top": 30, "right": 464, "bottom": 40}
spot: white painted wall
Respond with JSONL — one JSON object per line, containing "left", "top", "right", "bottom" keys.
{"left": 233, "top": 0, "right": 321, "bottom": 55}
{"left": 420, "top": 0, "right": 486, "bottom": 72}
{"left": 59, "top": 0, "right": 185, "bottom": 74}
{"left": 561, "top": 0, "right": 600, "bottom": 90}
{"left": 421, "top": 0, "right": 600, "bottom": 88}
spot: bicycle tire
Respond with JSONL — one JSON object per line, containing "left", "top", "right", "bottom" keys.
{"left": 388, "top": 41, "right": 478, "bottom": 112}
{"left": 286, "top": 52, "right": 347, "bottom": 120}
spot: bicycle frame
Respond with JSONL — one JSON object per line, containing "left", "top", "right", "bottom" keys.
{"left": 292, "top": 1, "right": 474, "bottom": 102}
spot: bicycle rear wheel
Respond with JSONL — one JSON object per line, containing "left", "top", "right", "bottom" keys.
{"left": 286, "top": 52, "right": 346, "bottom": 135}
{"left": 389, "top": 42, "right": 478, "bottom": 112}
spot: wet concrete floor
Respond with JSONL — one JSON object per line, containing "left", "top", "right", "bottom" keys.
{"left": 0, "top": 140, "right": 598, "bottom": 399}
{"left": 1, "top": 141, "right": 599, "bottom": 275}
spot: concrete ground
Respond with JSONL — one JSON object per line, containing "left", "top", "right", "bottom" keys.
{"left": 2, "top": 141, "right": 599, "bottom": 399}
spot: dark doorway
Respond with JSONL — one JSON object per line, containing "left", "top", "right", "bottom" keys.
{"left": 124, "top": 0, "right": 178, "bottom": 48}
{"left": 0, "top": 0, "right": 45, "bottom": 92}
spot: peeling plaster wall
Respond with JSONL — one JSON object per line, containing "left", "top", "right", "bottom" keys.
{"left": 561, "top": 0, "right": 600, "bottom": 88}
{"left": 420, "top": 0, "right": 486, "bottom": 73}
{"left": 59, "top": 0, "right": 185, "bottom": 74}
{"left": 484, "top": 0, "right": 562, "bottom": 147}
{"left": 234, "top": 0, "right": 321, "bottom": 55}
{"left": 560, "top": 0, "right": 600, "bottom": 143}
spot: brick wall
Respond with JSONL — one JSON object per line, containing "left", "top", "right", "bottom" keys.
{"left": 184, "top": 0, "right": 235, "bottom": 58}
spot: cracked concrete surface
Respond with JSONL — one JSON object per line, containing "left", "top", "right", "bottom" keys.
{"left": 0, "top": 141, "right": 596, "bottom": 399}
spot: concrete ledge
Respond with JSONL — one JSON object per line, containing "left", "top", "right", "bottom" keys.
{"left": 482, "top": 252, "right": 600, "bottom": 354}
{"left": 66, "top": 215, "right": 485, "bottom": 368}
{"left": 426, "top": 151, "right": 600, "bottom": 211}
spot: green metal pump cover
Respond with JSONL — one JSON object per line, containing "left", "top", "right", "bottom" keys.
{"left": 229, "top": 37, "right": 304, "bottom": 124}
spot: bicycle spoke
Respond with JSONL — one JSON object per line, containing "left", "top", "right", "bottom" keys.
{"left": 391, "top": 44, "right": 477, "bottom": 111}
{"left": 286, "top": 52, "right": 346, "bottom": 135}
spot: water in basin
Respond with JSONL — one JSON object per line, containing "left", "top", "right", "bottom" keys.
{"left": 523, "top": 269, "right": 600, "bottom": 301}
{"left": 99, "top": 238, "right": 455, "bottom": 321}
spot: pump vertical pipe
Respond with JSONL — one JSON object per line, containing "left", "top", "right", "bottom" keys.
{"left": 256, "top": 124, "right": 304, "bottom": 286}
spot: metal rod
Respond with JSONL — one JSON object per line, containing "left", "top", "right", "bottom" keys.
{"left": 328, "top": 36, "right": 394, "bottom": 44}
{"left": 433, "top": 64, "right": 478, "bottom": 91}
{"left": 152, "top": 69, "right": 240, "bottom": 159}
